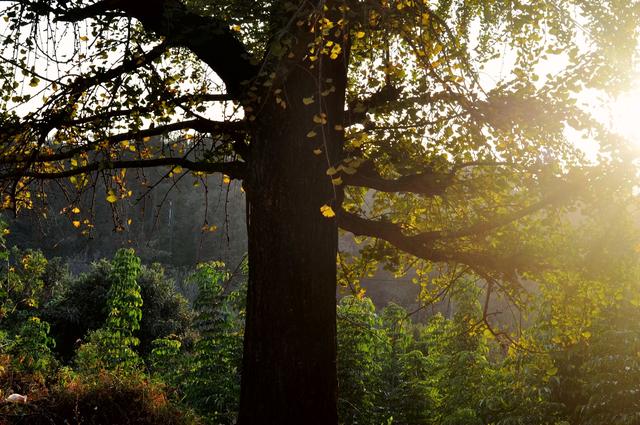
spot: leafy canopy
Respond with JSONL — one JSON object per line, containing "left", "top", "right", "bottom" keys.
{"left": 0, "top": 0, "right": 639, "bottom": 321}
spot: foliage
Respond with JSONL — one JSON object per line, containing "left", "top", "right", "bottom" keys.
{"left": 336, "top": 280, "right": 495, "bottom": 425}
{"left": 44, "top": 259, "right": 193, "bottom": 361}
{"left": 74, "top": 248, "right": 143, "bottom": 374}
{"left": 573, "top": 302, "right": 640, "bottom": 425}
{"left": 151, "top": 261, "right": 245, "bottom": 425}
{"left": 103, "top": 248, "right": 143, "bottom": 367}
{"left": 0, "top": 222, "right": 56, "bottom": 380}
{"left": 6, "top": 241, "right": 640, "bottom": 425}
{"left": 0, "top": 239, "right": 202, "bottom": 423}
{"left": 0, "top": 370, "right": 201, "bottom": 425}
{"left": 337, "top": 296, "right": 387, "bottom": 425}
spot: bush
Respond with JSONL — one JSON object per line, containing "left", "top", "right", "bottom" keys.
{"left": 43, "top": 260, "right": 193, "bottom": 361}
{"left": 152, "top": 262, "right": 244, "bottom": 425}
{"left": 0, "top": 371, "right": 201, "bottom": 425}
{"left": 0, "top": 225, "right": 56, "bottom": 385}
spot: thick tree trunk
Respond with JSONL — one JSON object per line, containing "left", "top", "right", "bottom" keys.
{"left": 238, "top": 44, "right": 347, "bottom": 424}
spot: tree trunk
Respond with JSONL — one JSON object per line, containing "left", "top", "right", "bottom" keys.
{"left": 238, "top": 45, "right": 347, "bottom": 425}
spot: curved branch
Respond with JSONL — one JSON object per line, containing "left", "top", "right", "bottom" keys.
{"left": 1, "top": 118, "right": 247, "bottom": 164}
{"left": 337, "top": 208, "right": 535, "bottom": 275}
{"left": 342, "top": 162, "right": 453, "bottom": 195}
{"left": 0, "top": 158, "right": 246, "bottom": 181}
{"left": 57, "top": 0, "right": 258, "bottom": 97}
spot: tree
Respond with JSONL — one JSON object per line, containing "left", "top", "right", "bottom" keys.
{"left": 0, "top": 1, "right": 639, "bottom": 424}
{"left": 98, "top": 248, "right": 144, "bottom": 370}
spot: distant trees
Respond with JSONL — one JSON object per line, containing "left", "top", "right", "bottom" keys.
{"left": 5, "top": 172, "right": 247, "bottom": 268}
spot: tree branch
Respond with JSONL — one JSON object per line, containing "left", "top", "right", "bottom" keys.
{"left": 0, "top": 157, "right": 246, "bottom": 181}
{"left": 57, "top": 0, "right": 258, "bottom": 97}
{"left": 1, "top": 118, "right": 246, "bottom": 164}
{"left": 337, "top": 177, "right": 585, "bottom": 274}
{"left": 337, "top": 208, "right": 535, "bottom": 275}
{"left": 428, "top": 182, "right": 579, "bottom": 240}
{"left": 342, "top": 161, "right": 453, "bottom": 195}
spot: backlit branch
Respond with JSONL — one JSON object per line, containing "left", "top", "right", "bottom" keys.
{"left": 336, "top": 178, "right": 585, "bottom": 274}
{"left": 337, "top": 208, "right": 535, "bottom": 277}
{"left": 0, "top": 118, "right": 247, "bottom": 165}
{"left": 342, "top": 162, "right": 454, "bottom": 196}
{"left": 0, "top": 157, "right": 246, "bottom": 181}
{"left": 340, "top": 178, "right": 581, "bottom": 249}
{"left": 56, "top": 0, "right": 259, "bottom": 98}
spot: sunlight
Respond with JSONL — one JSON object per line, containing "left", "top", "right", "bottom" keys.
{"left": 607, "top": 85, "right": 640, "bottom": 146}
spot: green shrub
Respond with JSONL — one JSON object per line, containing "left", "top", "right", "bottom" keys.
{"left": 0, "top": 223, "right": 56, "bottom": 382}
{"left": 44, "top": 259, "right": 193, "bottom": 361}
{"left": 183, "top": 262, "right": 244, "bottom": 424}
{"left": 72, "top": 249, "right": 144, "bottom": 374}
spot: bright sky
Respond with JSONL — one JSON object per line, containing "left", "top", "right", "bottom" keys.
{"left": 607, "top": 86, "right": 640, "bottom": 145}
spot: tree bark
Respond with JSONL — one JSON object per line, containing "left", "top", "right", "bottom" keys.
{"left": 239, "top": 43, "right": 347, "bottom": 425}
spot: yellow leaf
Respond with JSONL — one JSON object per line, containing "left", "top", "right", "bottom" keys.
{"left": 303, "top": 96, "right": 315, "bottom": 105}
{"left": 127, "top": 218, "right": 132, "bottom": 225}
{"left": 72, "top": 221, "right": 81, "bottom": 228}
{"left": 79, "top": 35, "right": 89, "bottom": 41}
{"left": 173, "top": 165, "right": 183, "bottom": 174}
{"left": 70, "top": 158, "right": 78, "bottom": 167}
{"left": 313, "top": 149, "right": 323, "bottom": 155}
{"left": 223, "top": 174, "right": 231, "bottom": 184}
{"left": 356, "top": 31, "right": 365, "bottom": 39}
{"left": 306, "top": 130, "right": 317, "bottom": 138}
{"left": 106, "top": 192, "right": 118, "bottom": 203}
{"left": 320, "top": 204, "right": 336, "bottom": 218}
{"left": 326, "top": 167, "right": 338, "bottom": 176}
{"left": 356, "top": 288, "right": 366, "bottom": 299}
{"left": 331, "top": 177, "right": 343, "bottom": 186}
{"left": 329, "top": 44, "right": 342, "bottom": 60}
{"left": 313, "top": 114, "right": 327, "bottom": 124}
{"left": 72, "top": 207, "right": 80, "bottom": 214}
{"left": 202, "top": 224, "right": 218, "bottom": 232}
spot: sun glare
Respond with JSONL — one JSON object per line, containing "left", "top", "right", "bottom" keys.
{"left": 608, "top": 86, "right": 640, "bottom": 148}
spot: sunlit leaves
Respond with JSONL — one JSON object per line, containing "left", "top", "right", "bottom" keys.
{"left": 320, "top": 204, "right": 336, "bottom": 218}
{"left": 106, "top": 191, "right": 118, "bottom": 204}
